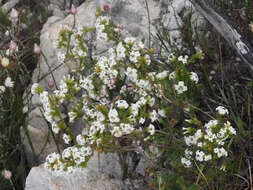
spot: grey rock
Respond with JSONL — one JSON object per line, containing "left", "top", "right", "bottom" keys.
{"left": 25, "top": 164, "right": 124, "bottom": 190}
{"left": 1, "top": 0, "right": 20, "bottom": 13}
{"left": 160, "top": 0, "right": 205, "bottom": 45}
{"left": 25, "top": 164, "right": 148, "bottom": 190}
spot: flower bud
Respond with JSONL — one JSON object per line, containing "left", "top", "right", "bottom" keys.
{"left": 2, "top": 170, "right": 12, "bottom": 180}
{"left": 9, "top": 41, "right": 18, "bottom": 52}
{"left": 5, "top": 30, "right": 9, "bottom": 36}
{"left": 70, "top": 4, "right": 77, "bottom": 15}
{"left": 103, "top": 5, "right": 109, "bottom": 12}
{"left": 6, "top": 49, "right": 10, "bottom": 56}
{"left": 33, "top": 43, "right": 41, "bottom": 54}
{"left": 1, "top": 57, "right": 10, "bottom": 67}
{"left": 48, "top": 80, "right": 54, "bottom": 88}
{"left": 249, "top": 23, "right": 253, "bottom": 33}
{"left": 10, "top": 8, "right": 19, "bottom": 23}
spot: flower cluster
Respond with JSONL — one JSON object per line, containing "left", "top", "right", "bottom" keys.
{"left": 0, "top": 77, "right": 14, "bottom": 93}
{"left": 95, "top": 16, "right": 110, "bottom": 41}
{"left": 31, "top": 8, "right": 234, "bottom": 175}
{"left": 181, "top": 106, "right": 236, "bottom": 168}
{"left": 44, "top": 145, "right": 92, "bottom": 175}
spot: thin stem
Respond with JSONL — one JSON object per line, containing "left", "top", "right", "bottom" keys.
{"left": 9, "top": 179, "right": 15, "bottom": 190}
{"left": 41, "top": 52, "right": 59, "bottom": 90}
{"left": 144, "top": 0, "right": 151, "bottom": 48}
{"left": 194, "top": 161, "right": 210, "bottom": 189}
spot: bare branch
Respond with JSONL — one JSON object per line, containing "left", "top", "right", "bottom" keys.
{"left": 190, "top": 0, "right": 253, "bottom": 73}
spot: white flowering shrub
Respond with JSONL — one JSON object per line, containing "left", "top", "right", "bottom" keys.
{"left": 181, "top": 110, "right": 236, "bottom": 168}
{"left": 31, "top": 8, "right": 237, "bottom": 186}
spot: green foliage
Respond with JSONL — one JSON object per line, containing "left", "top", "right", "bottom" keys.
{"left": 0, "top": 8, "right": 11, "bottom": 28}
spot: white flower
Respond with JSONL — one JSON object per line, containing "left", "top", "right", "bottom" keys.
{"left": 22, "top": 106, "right": 28, "bottom": 113}
{"left": 190, "top": 72, "right": 199, "bottom": 84}
{"left": 138, "top": 97, "right": 147, "bottom": 105}
{"left": 158, "top": 109, "right": 166, "bottom": 118}
{"left": 174, "top": 81, "right": 187, "bottom": 94}
{"left": 124, "top": 37, "right": 136, "bottom": 44}
{"left": 197, "top": 142, "right": 203, "bottom": 147}
{"left": 121, "top": 123, "right": 134, "bottom": 134}
{"left": 150, "top": 110, "right": 158, "bottom": 122}
{"left": 0, "top": 85, "right": 5, "bottom": 93}
{"left": 115, "top": 100, "right": 129, "bottom": 109}
{"left": 224, "top": 121, "right": 236, "bottom": 135}
{"left": 68, "top": 111, "right": 77, "bottom": 123}
{"left": 9, "top": 41, "right": 18, "bottom": 53}
{"left": 220, "top": 165, "right": 226, "bottom": 171}
{"left": 52, "top": 122, "right": 60, "bottom": 134}
{"left": 5, "top": 49, "right": 10, "bottom": 56}
{"left": 129, "top": 50, "right": 140, "bottom": 63}
{"left": 184, "top": 135, "right": 198, "bottom": 146}
{"left": 149, "top": 97, "right": 155, "bottom": 106}
{"left": 169, "top": 71, "right": 175, "bottom": 80}
{"left": 33, "top": 43, "right": 41, "bottom": 54}
{"left": 130, "top": 103, "right": 139, "bottom": 117}
{"left": 45, "top": 152, "right": 60, "bottom": 164}
{"left": 5, "top": 30, "right": 9, "bottom": 36}
{"left": 205, "top": 119, "right": 218, "bottom": 129}
{"left": 216, "top": 106, "right": 229, "bottom": 115}
{"left": 4, "top": 77, "right": 14, "bottom": 88}
{"left": 148, "top": 124, "right": 155, "bottom": 135}
{"left": 184, "top": 149, "right": 193, "bottom": 159}
{"left": 168, "top": 52, "right": 175, "bottom": 61}
{"left": 204, "top": 154, "right": 212, "bottom": 161}
{"left": 62, "top": 147, "right": 72, "bottom": 159}
{"left": 31, "top": 83, "right": 40, "bottom": 95}
{"left": 116, "top": 42, "right": 126, "bottom": 59}
{"left": 181, "top": 157, "right": 192, "bottom": 168}
{"left": 144, "top": 54, "right": 151, "bottom": 65}
{"left": 1, "top": 169, "right": 12, "bottom": 180}
{"left": 108, "top": 109, "right": 120, "bottom": 123}
{"left": 195, "top": 150, "right": 205, "bottom": 162}
{"left": 63, "top": 133, "right": 71, "bottom": 144}
{"left": 96, "top": 112, "right": 105, "bottom": 122}
{"left": 111, "top": 126, "right": 122, "bottom": 137}
{"left": 10, "top": 8, "right": 19, "bottom": 23}
{"left": 139, "top": 117, "right": 145, "bottom": 124}
{"left": 156, "top": 71, "right": 168, "bottom": 80}
{"left": 214, "top": 147, "right": 228, "bottom": 158}
{"left": 126, "top": 67, "right": 138, "bottom": 82}
{"left": 178, "top": 55, "right": 188, "bottom": 64}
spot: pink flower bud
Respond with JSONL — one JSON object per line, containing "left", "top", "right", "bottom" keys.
{"left": 109, "top": 78, "right": 116, "bottom": 88}
{"left": 48, "top": 80, "right": 54, "bottom": 88}
{"left": 250, "top": 23, "right": 253, "bottom": 33}
{"left": 9, "top": 41, "right": 18, "bottom": 52}
{"left": 70, "top": 4, "right": 77, "bottom": 15}
{"left": 2, "top": 170, "right": 12, "bottom": 180}
{"left": 10, "top": 8, "right": 19, "bottom": 23}
{"left": 118, "top": 24, "right": 123, "bottom": 31}
{"left": 103, "top": 5, "right": 109, "bottom": 12}
{"left": 33, "top": 43, "right": 41, "bottom": 54}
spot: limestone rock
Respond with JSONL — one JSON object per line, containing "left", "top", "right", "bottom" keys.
{"left": 25, "top": 164, "right": 123, "bottom": 190}
{"left": 25, "top": 164, "right": 148, "bottom": 190}
{"left": 161, "top": 0, "right": 205, "bottom": 45}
